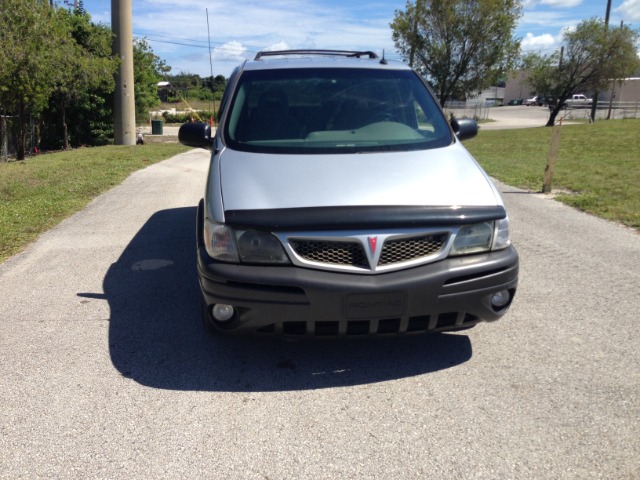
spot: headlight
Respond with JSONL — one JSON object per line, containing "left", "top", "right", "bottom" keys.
{"left": 236, "top": 229, "right": 290, "bottom": 264}
{"left": 450, "top": 222, "right": 494, "bottom": 256}
{"left": 450, "top": 217, "right": 511, "bottom": 256}
{"left": 492, "top": 217, "right": 511, "bottom": 250}
{"left": 204, "top": 220, "right": 290, "bottom": 264}
{"left": 204, "top": 218, "right": 239, "bottom": 262}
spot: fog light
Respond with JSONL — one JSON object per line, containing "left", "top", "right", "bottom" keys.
{"left": 491, "top": 290, "right": 511, "bottom": 308}
{"left": 212, "top": 304, "right": 235, "bottom": 322}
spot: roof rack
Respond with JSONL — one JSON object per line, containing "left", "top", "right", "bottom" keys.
{"left": 254, "top": 50, "right": 379, "bottom": 60}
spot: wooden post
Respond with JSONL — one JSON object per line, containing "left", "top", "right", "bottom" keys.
{"left": 542, "top": 120, "right": 562, "bottom": 193}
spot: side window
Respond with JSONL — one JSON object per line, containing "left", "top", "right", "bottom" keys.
{"left": 226, "top": 85, "right": 247, "bottom": 140}
{"left": 414, "top": 101, "right": 435, "bottom": 133}
{"left": 409, "top": 79, "right": 447, "bottom": 137}
{"left": 218, "top": 67, "right": 239, "bottom": 122}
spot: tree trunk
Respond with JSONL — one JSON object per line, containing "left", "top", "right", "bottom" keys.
{"left": 0, "top": 114, "right": 6, "bottom": 160}
{"left": 16, "top": 103, "right": 26, "bottom": 161}
{"left": 542, "top": 123, "right": 562, "bottom": 192}
{"left": 546, "top": 103, "right": 564, "bottom": 127}
{"left": 62, "top": 104, "right": 69, "bottom": 150}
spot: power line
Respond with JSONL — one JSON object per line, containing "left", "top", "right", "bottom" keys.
{"left": 132, "top": 31, "right": 402, "bottom": 60}
{"left": 132, "top": 31, "right": 261, "bottom": 53}
{"left": 132, "top": 31, "right": 210, "bottom": 45}
{"left": 133, "top": 36, "right": 208, "bottom": 49}
{"left": 133, "top": 35, "right": 263, "bottom": 56}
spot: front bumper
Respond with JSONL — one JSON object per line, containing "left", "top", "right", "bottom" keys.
{"left": 197, "top": 243, "right": 518, "bottom": 337}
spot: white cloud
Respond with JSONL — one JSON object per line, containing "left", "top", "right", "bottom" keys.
{"left": 615, "top": 0, "right": 640, "bottom": 22}
{"left": 262, "top": 41, "right": 291, "bottom": 52}
{"left": 211, "top": 41, "right": 248, "bottom": 62}
{"left": 520, "top": 0, "right": 583, "bottom": 7}
{"left": 521, "top": 32, "right": 559, "bottom": 50}
{"left": 522, "top": 11, "right": 562, "bottom": 27}
{"left": 522, "top": 33, "right": 557, "bottom": 48}
{"left": 539, "top": 0, "right": 583, "bottom": 7}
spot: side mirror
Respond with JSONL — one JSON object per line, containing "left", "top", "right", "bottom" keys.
{"left": 178, "top": 122, "right": 213, "bottom": 149}
{"left": 451, "top": 117, "right": 478, "bottom": 141}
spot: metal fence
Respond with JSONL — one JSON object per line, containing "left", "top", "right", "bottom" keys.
{"left": 443, "top": 100, "right": 493, "bottom": 121}
{"left": 1, "top": 115, "right": 13, "bottom": 161}
{"left": 1, "top": 114, "right": 36, "bottom": 161}
{"left": 442, "top": 100, "right": 640, "bottom": 123}
{"left": 562, "top": 101, "right": 640, "bottom": 121}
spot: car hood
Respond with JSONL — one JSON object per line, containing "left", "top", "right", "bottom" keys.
{"left": 216, "top": 144, "right": 502, "bottom": 213}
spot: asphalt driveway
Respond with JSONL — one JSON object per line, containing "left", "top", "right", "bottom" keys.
{"left": 0, "top": 149, "right": 638, "bottom": 479}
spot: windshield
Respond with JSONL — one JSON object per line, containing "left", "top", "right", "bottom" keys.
{"left": 224, "top": 68, "right": 452, "bottom": 154}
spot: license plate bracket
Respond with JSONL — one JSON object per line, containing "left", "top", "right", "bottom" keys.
{"left": 345, "top": 292, "right": 405, "bottom": 319}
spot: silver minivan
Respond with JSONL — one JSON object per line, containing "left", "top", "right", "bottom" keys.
{"left": 179, "top": 50, "right": 518, "bottom": 337}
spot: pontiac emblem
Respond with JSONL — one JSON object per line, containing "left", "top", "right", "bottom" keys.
{"left": 368, "top": 236, "right": 378, "bottom": 255}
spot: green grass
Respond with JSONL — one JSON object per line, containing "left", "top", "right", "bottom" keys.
{"left": 465, "top": 119, "right": 640, "bottom": 229}
{"left": 0, "top": 144, "right": 190, "bottom": 262}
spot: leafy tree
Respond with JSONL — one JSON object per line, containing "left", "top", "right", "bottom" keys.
{"left": 74, "top": 0, "right": 87, "bottom": 16}
{"left": 0, "top": 1, "right": 118, "bottom": 155}
{"left": 65, "top": 9, "right": 118, "bottom": 147}
{"left": 214, "top": 75, "right": 227, "bottom": 88}
{"left": 133, "top": 39, "right": 171, "bottom": 123}
{"left": 391, "top": 0, "right": 521, "bottom": 106}
{"left": 0, "top": 0, "right": 66, "bottom": 159}
{"left": 161, "top": 73, "right": 227, "bottom": 105}
{"left": 47, "top": 8, "right": 119, "bottom": 149}
{"left": 168, "top": 72, "right": 202, "bottom": 90}
{"left": 523, "top": 19, "right": 640, "bottom": 127}
{"left": 205, "top": 75, "right": 227, "bottom": 93}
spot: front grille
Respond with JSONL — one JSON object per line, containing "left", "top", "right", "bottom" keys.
{"left": 378, "top": 234, "right": 447, "bottom": 265}
{"left": 290, "top": 239, "right": 368, "bottom": 268}
{"left": 289, "top": 232, "right": 448, "bottom": 271}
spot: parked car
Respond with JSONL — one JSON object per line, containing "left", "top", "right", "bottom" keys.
{"left": 508, "top": 99, "right": 523, "bottom": 105}
{"left": 179, "top": 49, "right": 518, "bottom": 337}
{"left": 525, "top": 95, "right": 548, "bottom": 106}
{"left": 563, "top": 94, "right": 593, "bottom": 108}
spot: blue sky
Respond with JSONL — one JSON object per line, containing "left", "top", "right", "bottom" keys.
{"left": 79, "top": 0, "right": 640, "bottom": 77}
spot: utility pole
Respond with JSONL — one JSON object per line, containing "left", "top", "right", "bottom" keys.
{"left": 112, "top": 0, "right": 136, "bottom": 145}
{"left": 606, "top": 20, "right": 623, "bottom": 120}
{"left": 590, "top": 0, "right": 612, "bottom": 122}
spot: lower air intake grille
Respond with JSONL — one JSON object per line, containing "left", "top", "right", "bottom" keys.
{"left": 255, "top": 313, "right": 480, "bottom": 337}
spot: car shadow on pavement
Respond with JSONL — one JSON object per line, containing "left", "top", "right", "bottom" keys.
{"left": 88, "top": 207, "right": 472, "bottom": 392}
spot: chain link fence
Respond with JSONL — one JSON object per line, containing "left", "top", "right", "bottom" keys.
{"left": 1, "top": 114, "right": 36, "bottom": 161}
{"left": 1, "top": 115, "right": 12, "bottom": 161}
{"left": 562, "top": 101, "right": 640, "bottom": 121}
{"left": 441, "top": 100, "right": 639, "bottom": 124}
{"left": 443, "top": 100, "right": 494, "bottom": 121}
